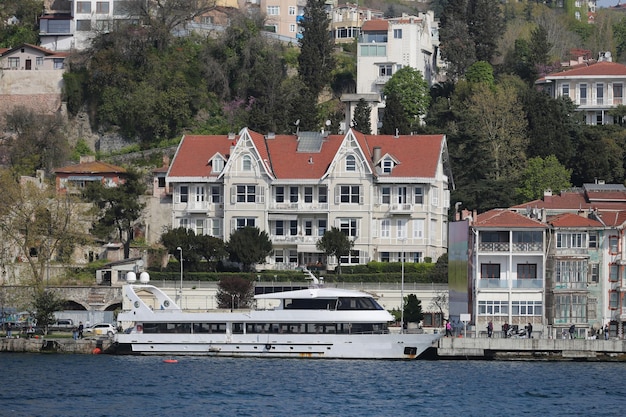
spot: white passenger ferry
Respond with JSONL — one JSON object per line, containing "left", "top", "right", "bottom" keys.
{"left": 114, "top": 271, "right": 441, "bottom": 359}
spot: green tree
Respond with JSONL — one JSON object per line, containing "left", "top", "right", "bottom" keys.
{"left": 516, "top": 155, "right": 572, "bottom": 201}
{"left": 226, "top": 227, "right": 272, "bottom": 271}
{"left": 404, "top": 294, "right": 424, "bottom": 326}
{"left": 216, "top": 276, "right": 254, "bottom": 309}
{"left": 196, "top": 234, "right": 228, "bottom": 272}
{"left": 572, "top": 127, "right": 625, "bottom": 184}
{"left": 439, "top": 0, "right": 476, "bottom": 79}
{"left": 316, "top": 227, "right": 354, "bottom": 275}
{"left": 467, "top": 0, "right": 505, "bottom": 63}
{"left": 297, "top": 0, "right": 335, "bottom": 129}
{"left": 0, "top": 0, "right": 42, "bottom": 47}
{"left": 465, "top": 61, "right": 495, "bottom": 86}
{"left": 32, "top": 289, "right": 65, "bottom": 335}
{"left": 160, "top": 227, "right": 202, "bottom": 271}
{"left": 0, "top": 170, "right": 85, "bottom": 287}
{"left": 352, "top": 98, "right": 372, "bottom": 134}
{"left": 382, "top": 67, "right": 430, "bottom": 131}
{"left": 380, "top": 92, "right": 410, "bottom": 135}
{"left": 83, "top": 169, "right": 146, "bottom": 259}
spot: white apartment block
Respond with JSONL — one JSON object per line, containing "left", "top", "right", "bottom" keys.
{"left": 166, "top": 128, "right": 453, "bottom": 272}
{"left": 342, "top": 12, "right": 441, "bottom": 134}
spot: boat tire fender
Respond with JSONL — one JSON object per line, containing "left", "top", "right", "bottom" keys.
{"left": 265, "top": 344, "right": 272, "bottom": 350}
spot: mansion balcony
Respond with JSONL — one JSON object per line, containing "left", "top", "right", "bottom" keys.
{"left": 575, "top": 97, "right": 624, "bottom": 109}
{"left": 478, "top": 278, "right": 543, "bottom": 289}
{"left": 553, "top": 282, "right": 588, "bottom": 290}
{"left": 177, "top": 201, "right": 223, "bottom": 213}
{"left": 271, "top": 235, "right": 320, "bottom": 246}
{"left": 478, "top": 242, "right": 544, "bottom": 252}
{"left": 268, "top": 202, "right": 329, "bottom": 212}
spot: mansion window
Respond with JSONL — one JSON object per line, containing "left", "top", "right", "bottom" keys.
{"left": 413, "top": 219, "right": 424, "bottom": 239}
{"left": 235, "top": 218, "right": 256, "bottom": 229}
{"left": 561, "top": 83, "right": 569, "bottom": 97}
{"left": 556, "top": 295, "right": 586, "bottom": 322}
{"left": 195, "top": 219, "right": 205, "bottom": 235}
{"left": 339, "top": 218, "right": 358, "bottom": 237}
{"left": 588, "top": 232, "right": 597, "bottom": 248}
{"left": 8, "top": 57, "right": 19, "bottom": 69}
{"left": 609, "top": 263, "right": 620, "bottom": 283}
{"left": 414, "top": 187, "right": 423, "bottom": 204}
{"left": 242, "top": 155, "right": 252, "bottom": 171}
{"left": 267, "top": 6, "right": 280, "bottom": 15}
{"left": 614, "top": 84, "right": 623, "bottom": 104}
{"left": 555, "top": 260, "right": 586, "bottom": 283}
{"left": 512, "top": 301, "right": 542, "bottom": 316}
{"left": 579, "top": 83, "right": 587, "bottom": 105}
{"left": 194, "top": 186, "right": 205, "bottom": 202}
{"left": 76, "top": 20, "right": 91, "bottom": 31}
{"left": 380, "top": 219, "right": 390, "bottom": 238}
{"left": 393, "top": 29, "right": 402, "bottom": 39}
{"left": 346, "top": 155, "right": 356, "bottom": 172}
{"left": 340, "top": 249, "right": 360, "bottom": 265}
{"left": 53, "top": 59, "right": 64, "bottom": 69}
{"left": 211, "top": 186, "right": 221, "bottom": 203}
{"left": 319, "top": 186, "right": 328, "bottom": 203}
{"left": 556, "top": 232, "right": 586, "bottom": 248}
{"left": 339, "top": 185, "right": 360, "bottom": 203}
{"left": 609, "top": 236, "right": 618, "bottom": 254}
{"left": 179, "top": 185, "right": 189, "bottom": 203}
{"left": 275, "top": 186, "right": 285, "bottom": 202}
{"left": 589, "top": 263, "right": 599, "bottom": 283}
{"left": 304, "top": 220, "right": 313, "bottom": 236}
{"left": 382, "top": 158, "right": 393, "bottom": 173}
{"left": 236, "top": 185, "right": 256, "bottom": 203}
{"left": 396, "top": 219, "right": 407, "bottom": 239}
{"left": 318, "top": 219, "right": 327, "bottom": 236}
{"left": 609, "top": 291, "right": 619, "bottom": 310}
{"left": 211, "top": 219, "right": 222, "bottom": 237}
{"left": 304, "top": 187, "right": 313, "bottom": 203}
{"left": 596, "top": 83, "right": 604, "bottom": 105}
{"left": 397, "top": 186, "right": 408, "bottom": 204}
{"left": 288, "top": 6, "right": 296, "bottom": 15}
{"left": 381, "top": 187, "right": 391, "bottom": 204}
{"left": 481, "top": 264, "right": 500, "bottom": 279}
{"left": 431, "top": 187, "right": 439, "bottom": 207}
{"left": 275, "top": 221, "right": 285, "bottom": 236}
{"left": 290, "top": 186, "right": 298, "bottom": 203}
{"left": 212, "top": 157, "right": 224, "bottom": 173}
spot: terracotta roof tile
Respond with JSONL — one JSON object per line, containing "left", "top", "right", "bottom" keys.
{"left": 361, "top": 19, "right": 388, "bottom": 31}
{"left": 545, "top": 61, "right": 626, "bottom": 78}
{"left": 168, "top": 135, "right": 234, "bottom": 178}
{"left": 548, "top": 212, "right": 604, "bottom": 228}
{"left": 473, "top": 209, "right": 547, "bottom": 228}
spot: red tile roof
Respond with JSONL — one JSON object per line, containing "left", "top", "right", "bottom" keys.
{"left": 168, "top": 135, "right": 234, "bottom": 178}
{"left": 473, "top": 209, "right": 547, "bottom": 228}
{"left": 54, "top": 161, "right": 126, "bottom": 174}
{"left": 547, "top": 213, "right": 604, "bottom": 228}
{"left": 511, "top": 188, "right": 626, "bottom": 212}
{"left": 545, "top": 61, "right": 626, "bottom": 78}
{"left": 167, "top": 129, "right": 446, "bottom": 181}
{"left": 361, "top": 19, "right": 388, "bottom": 31}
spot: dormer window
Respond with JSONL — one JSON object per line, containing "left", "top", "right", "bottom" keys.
{"left": 242, "top": 155, "right": 252, "bottom": 171}
{"left": 382, "top": 157, "right": 393, "bottom": 174}
{"left": 212, "top": 156, "right": 224, "bottom": 173}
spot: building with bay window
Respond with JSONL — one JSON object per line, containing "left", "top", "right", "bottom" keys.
{"left": 166, "top": 127, "right": 453, "bottom": 271}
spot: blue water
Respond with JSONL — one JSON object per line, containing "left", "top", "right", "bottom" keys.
{"left": 1, "top": 354, "right": 625, "bottom": 417}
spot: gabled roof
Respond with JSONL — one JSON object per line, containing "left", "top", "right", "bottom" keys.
{"left": 167, "top": 134, "right": 234, "bottom": 179}
{"left": 511, "top": 185, "right": 626, "bottom": 212}
{"left": 547, "top": 213, "right": 604, "bottom": 228}
{"left": 473, "top": 209, "right": 547, "bottom": 228}
{"left": 0, "top": 43, "right": 68, "bottom": 58}
{"left": 167, "top": 129, "right": 447, "bottom": 181}
{"left": 544, "top": 61, "right": 626, "bottom": 78}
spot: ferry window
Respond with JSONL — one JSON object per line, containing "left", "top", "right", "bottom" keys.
{"left": 337, "top": 297, "right": 382, "bottom": 310}
{"left": 232, "top": 323, "right": 244, "bottom": 334}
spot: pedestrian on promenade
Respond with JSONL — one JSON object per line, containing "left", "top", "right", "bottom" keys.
{"left": 502, "top": 322, "right": 509, "bottom": 338}
{"left": 487, "top": 321, "right": 493, "bottom": 338}
{"left": 569, "top": 324, "right": 575, "bottom": 339}
{"left": 6, "top": 322, "right": 12, "bottom": 338}
{"left": 72, "top": 326, "right": 78, "bottom": 340}
{"left": 526, "top": 323, "right": 533, "bottom": 338}
{"left": 78, "top": 322, "right": 84, "bottom": 339}
{"left": 445, "top": 320, "right": 452, "bottom": 337}
{"left": 604, "top": 324, "right": 609, "bottom": 340}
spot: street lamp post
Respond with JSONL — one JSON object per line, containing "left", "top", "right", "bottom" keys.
{"left": 400, "top": 238, "right": 405, "bottom": 334}
{"left": 177, "top": 246, "right": 183, "bottom": 306}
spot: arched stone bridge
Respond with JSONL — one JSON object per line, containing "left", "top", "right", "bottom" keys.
{"left": 51, "top": 286, "right": 123, "bottom": 311}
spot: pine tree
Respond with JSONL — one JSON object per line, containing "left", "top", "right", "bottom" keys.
{"left": 380, "top": 92, "right": 410, "bottom": 135}
{"left": 297, "top": 0, "right": 335, "bottom": 130}
{"left": 352, "top": 98, "right": 372, "bottom": 134}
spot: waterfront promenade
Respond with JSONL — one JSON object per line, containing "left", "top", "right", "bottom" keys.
{"left": 435, "top": 336, "right": 626, "bottom": 360}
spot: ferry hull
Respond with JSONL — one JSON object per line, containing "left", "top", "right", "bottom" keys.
{"left": 114, "top": 333, "right": 440, "bottom": 359}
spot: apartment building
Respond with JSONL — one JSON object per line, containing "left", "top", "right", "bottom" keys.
{"left": 166, "top": 128, "right": 452, "bottom": 271}
{"left": 342, "top": 12, "right": 441, "bottom": 133}
{"left": 331, "top": 3, "right": 383, "bottom": 43}
{"left": 467, "top": 183, "right": 626, "bottom": 339}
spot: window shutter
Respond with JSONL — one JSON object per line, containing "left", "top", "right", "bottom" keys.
{"left": 372, "top": 219, "right": 378, "bottom": 238}
{"left": 258, "top": 186, "right": 265, "bottom": 203}
{"left": 334, "top": 186, "right": 340, "bottom": 204}
{"left": 230, "top": 186, "right": 236, "bottom": 204}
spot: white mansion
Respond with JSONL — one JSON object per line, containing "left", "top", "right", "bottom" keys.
{"left": 165, "top": 128, "right": 453, "bottom": 271}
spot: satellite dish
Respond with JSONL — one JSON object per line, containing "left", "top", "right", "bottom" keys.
{"left": 126, "top": 272, "right": 137, "bottom": 283}
{"left": 139, "top": 271, "right": 150, "bottom": 283}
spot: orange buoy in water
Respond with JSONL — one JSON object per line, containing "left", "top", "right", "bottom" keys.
{"left": 92, "top": 347, "right": 102, "bottom": 355}
{"left": 163, "top": 359, "right": 178, "bottom": 364}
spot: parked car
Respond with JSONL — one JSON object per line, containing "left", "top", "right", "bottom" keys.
{"left": 84, "top": 323, "right": 117, "bottom": 336}
{"left": 49, "top": 319, "right": 74, "bottom": 332}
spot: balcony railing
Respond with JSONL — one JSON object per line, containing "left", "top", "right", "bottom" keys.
{"left": 272, "top": 235, "right": 319, "bottom": 245}
{"left": 554, "top": 282, "right": 588, "bottom": 290}
{"left": 479, "top": 242, "right": 543, "bottom": 252}
{"left": 268, "top": 202, "right": 329, "bottom": 211}
{"left": 478, "top": 279, "right": 543, "bottom": 289}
